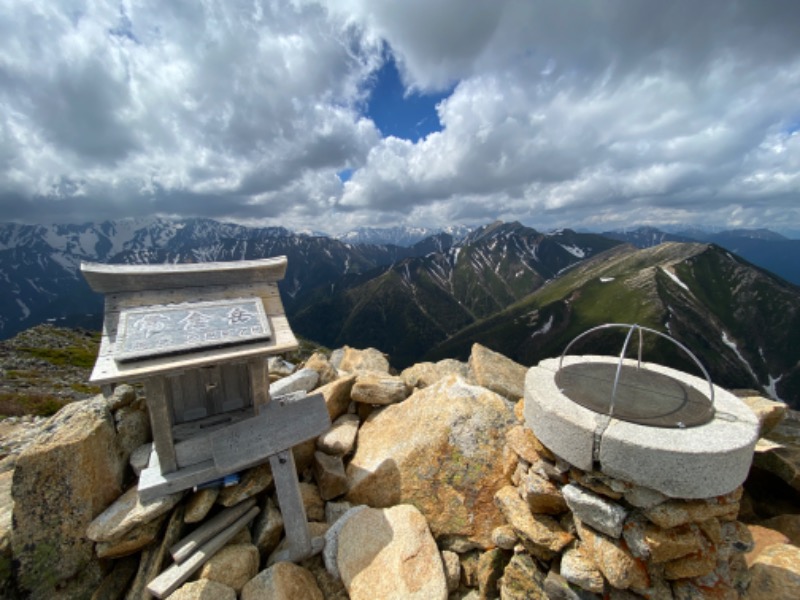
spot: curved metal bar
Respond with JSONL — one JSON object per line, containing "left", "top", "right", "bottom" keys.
{"left": 610, "top": 324, "right": 638, "bottom": 417}
{"left": 558, "top": 323, "right": 715, "bottom": 406}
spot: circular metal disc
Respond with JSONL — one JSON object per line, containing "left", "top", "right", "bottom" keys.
{"left": 554, "top": 363, "right": 714, "bottom": 428}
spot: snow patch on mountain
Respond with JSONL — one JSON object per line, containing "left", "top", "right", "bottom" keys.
{"left": 558, "top": 244, "right": 585, "bottom": 258}
{"left": 660, "top": 267, "right": 690, "bottom": 292}
{"left": 721, "top": 331, "right": 759, "bottom": 384}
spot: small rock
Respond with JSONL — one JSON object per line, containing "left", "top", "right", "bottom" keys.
{"left": 623, "top": 514, "right": 703, "bottom": 563}
{"left": 217, "top": 462, "right": 273, "bottom": 507}
{"left": 87, "top": 485, "right": 182, "bottom": 543}
{"left": 298, "top": 481, "right": 325, "bottom": 521}
{"left": 468, "top": 343, "right": 527, "bottom": 401}
{"left": 351, "top": 372, "right": 408, "bottom": 405}
{"left": 441, "top": 550, "right": 461, "bottom": 593}
{"left": 268, "top": 357, "right": 296, "bottom": 377}
{"left": 241, "top": 562, "right": 323, "bottom": 600}
{"left": 520, "top": 470, "right": 568, "bottom": 515}
{"left": 623, "top": 484, "right": 668, "bottom": 509}
{"left": 129, "top": 442, "right": 152, "bottom": 477}
{"left": 739, "top": 394, "right": 787, "bottom": 436}
{"left": 95, "top": 512, "right": 166, "bottom": 558}
{"left": 560, "top": 542, "right": 605, "bottom": 594}
{"left": 642, "top": 489, "right": 741, "bottom": 529}
{"left": 575, "top": 519, "right": 649, "bottom": 590}
{"left": 745, "top": 525, "right": 790, "bottom": 567}
{"left": 304, "top": 352, "right": 340, "bottom": 386}
{"left": 253, "top": 497, "right": 284, "bottom": 561}
{"left": 498, "top": 553, "right": 548, "bottom": 600}
{"left": 662, "top": 533, "right": 717, "bottom": 579}
{"left": 562, "top": 484, "right": 628, "bottom": 539}
{"left": 107, "top": 384, "right": 137, "bottom": 411}
{"left": 268, "top": 522, "right": 329, "bottom": 565}
{"left": 316, "top": 414, "right": 360, "bottom": 456}
{"left": 114, "top": 398, "right": 151, "bottom": 463}
{"left": 323, "top": 505, "right": 367, "bottom": 579}
{"left": 569, "top": 468, "right": 626, "bottom": 500}
{"left": 745, "top": 543, "right": 800, "bottom": 600}
{"left": 91, "top": 554, "right": 139, "bottom": 600}
{"left": 400, "top": 359, "right": 468, "bottom": 389}
{"left": 313, "top": 451, "right": 348, "bottom": 501}
{"left": 170, "top": 579, "right": 237, "bottom": 600}
{"left": 317, "top": 375, "right": 356, "bottom": 422}
{"left": 184, "top": 488, "right": 220, "bottom": 524}
{"left": 494, "top": 486, "right": 574, "bottom": 554}
{"left": 758, "top": 514, "right": 800, "bottom": 546}
{"left": 544, "top": 569, "right": 598, "bottom": 600}
{"left": 325, "top": 500, "right": 354, "bottom": 525}
{"left": 337, "top": 347, "right": 390, "bottom": 374}
{"left": 506, "top": 424, "right": 552, "bottom": 464}
{"left": 198, "top": 543, "right": 260, "bottom": 592}
{"left": 477, "top": 547, "right": 512, "bottom": 598}
{"left": 271, "top": 368, "right": 320, "bottom": 398}
{"left": 491, "top": 525, "right": 518, "bottom": 550}
{"left": 337, "top": 505, "right": 447, "bottom": 600}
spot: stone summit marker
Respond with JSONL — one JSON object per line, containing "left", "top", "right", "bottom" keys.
{"left": 82, "top": 257, "right": 331, "bottom": 595}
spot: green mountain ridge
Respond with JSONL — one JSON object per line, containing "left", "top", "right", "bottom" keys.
{"left": 425, "top": 242, "right": 800, "bottom": 407}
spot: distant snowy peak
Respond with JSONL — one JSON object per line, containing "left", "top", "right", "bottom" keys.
{"left": 337, "top": 225, "right": 472, "bottom": 247}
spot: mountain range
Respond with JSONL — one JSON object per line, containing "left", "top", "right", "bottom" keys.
{"left": 1, "top": 218, "right": 798, "bottom": 407}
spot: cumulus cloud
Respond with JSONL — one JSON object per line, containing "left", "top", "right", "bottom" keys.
{"left": 1, "top": 0, "right": 799, "bottom": 233}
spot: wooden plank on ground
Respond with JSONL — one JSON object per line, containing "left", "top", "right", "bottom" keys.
{"left": 170, "top": 498, "right": 257, "bottom": 564}
{"left": 211, "top": 393, "right": 330, "bottom": 472}
{"left": 146, "top": 506, "right": 260, "bottom": 599}
{"left": 269, "top": 449, "right": 312, "bottom": 562}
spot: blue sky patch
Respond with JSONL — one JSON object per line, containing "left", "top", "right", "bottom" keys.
{"left": 366, "top": 53, "right": 452, "bottom": 142}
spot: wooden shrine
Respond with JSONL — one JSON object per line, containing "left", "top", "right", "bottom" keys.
{"left": 82, "top": 257, "right": 331, "bottom": 567}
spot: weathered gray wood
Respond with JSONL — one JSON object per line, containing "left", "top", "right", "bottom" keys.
{"left": 144, "top": 377, "right": 177, "bottom": 473}
{"left": 115, "top": 297, "right": 271, "bottom": 362}
{"left": 170, "top": 498, "right": 257, "bottom": 564}
{"left": 221, "top": 362, "right": 250, "bottom": 412}
{"left": 172, "top": 406, "right": 253, "bottom": 442}
{"left": 137, "top": 459, "right": 221, "bottom": 502}
{"left": 270, "top": 449, "right": 312, "bottom": 562}
{"left": 212, "top": 393, "right": 330, "bottom": 472}
{"left": 248, "top": 357, "right": 270, "bottom": 415}
{"left": 81, "top": 257, "right": 288, "bottom": 294}
{"left": 146, "top": 506, "right": 260, "bottom": 599}
{"left": 90, "top": 314, "right": 297, "bottom": 384}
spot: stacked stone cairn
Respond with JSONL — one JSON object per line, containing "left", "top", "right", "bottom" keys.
{"left": 1, "top": 343, "right": 799, "bottom": 599}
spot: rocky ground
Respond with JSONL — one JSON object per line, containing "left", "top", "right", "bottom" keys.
{"left": 0, "top": 342, "right": 799, "bottom": 599}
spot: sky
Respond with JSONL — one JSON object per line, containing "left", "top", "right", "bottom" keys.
{"left": 1, "top": 1, "right": 800, "bottom": 236}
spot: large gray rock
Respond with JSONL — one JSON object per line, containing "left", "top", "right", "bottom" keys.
{"left": 346, "top": 375, "right": 516, "bottom": 549}
{"left": 11, "top": 397, "right": 125, "bottom": 597}
{"left": 337, "top": 505, "right": 447, "bottom": 600}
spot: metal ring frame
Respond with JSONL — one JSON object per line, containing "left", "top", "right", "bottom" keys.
{"left": 558, "top": 323, "right": 715, "bottom": 418}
